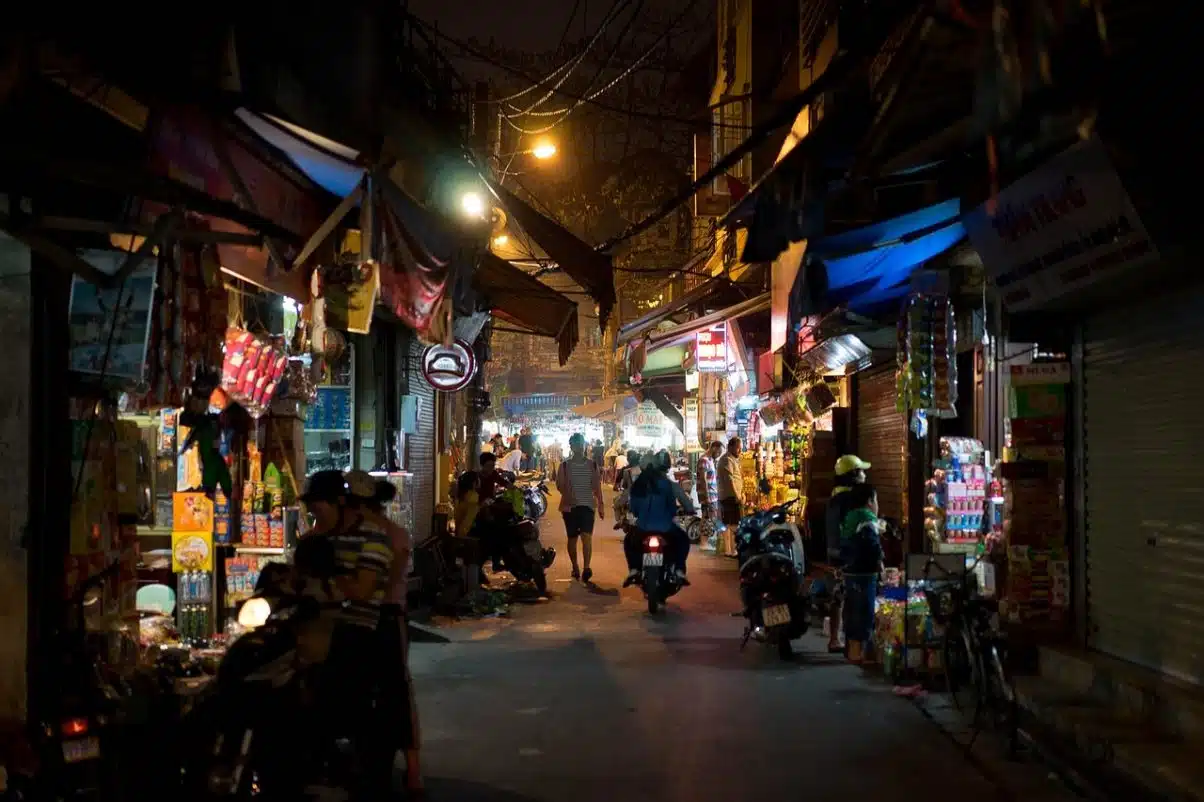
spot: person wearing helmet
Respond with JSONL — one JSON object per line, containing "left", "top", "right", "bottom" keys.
{"left": 623, "top": 451, "right": 695, "bottom": 586}
{"left": 555, "top": 433, "right": 604, "bottom": 582}
{"left": 820, "top": 454, "right": 871, "bottom": 653}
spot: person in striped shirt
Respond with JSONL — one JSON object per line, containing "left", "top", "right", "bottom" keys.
{"left": 555, "top": 433, "right": 605, "bottom": 582}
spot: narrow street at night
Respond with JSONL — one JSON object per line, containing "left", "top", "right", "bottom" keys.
{"left": 411, "top": 490, "right": 1077, "bottom": 802}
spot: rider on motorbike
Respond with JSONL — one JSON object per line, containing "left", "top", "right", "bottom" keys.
{"left": 623, "top": 451, "right": 695, "bottom": 587}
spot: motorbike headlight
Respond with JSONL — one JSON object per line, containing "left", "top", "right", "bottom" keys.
{"left": 238, "top": 597, "right": 272, "bottom": 629}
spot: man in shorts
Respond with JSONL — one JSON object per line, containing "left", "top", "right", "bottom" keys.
{"left": 555, "top": 433, "right": 604, "bottom": 582}
{"left": 717, "top": 437, "right": 744, "bottom": 555}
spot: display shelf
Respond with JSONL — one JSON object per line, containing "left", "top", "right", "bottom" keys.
{"left": 234, "top": 546, "right": 286, "bottom": 555}
{"left": 305, "top": 429, "right": 353, "bottom": 434}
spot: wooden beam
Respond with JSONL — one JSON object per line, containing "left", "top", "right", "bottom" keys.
{"left": 0, "top": 150, "right": 302, "bottom": 242}
{"left": 37, "top": 215, "right": 263, "bottom": 245}
{"left": 0, "top": 214, "right": 116, "bottom": 286}
{"left": 293, "top": 177, "right": 364, "bottom": 271}
{"left": 110, "top": 211, "right": 177, "bottom": 284}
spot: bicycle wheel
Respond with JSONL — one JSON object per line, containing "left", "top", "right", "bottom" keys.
{"left": 983, "top": 640, "right": 1015, "bottom": 730}
{"left": 942, "top": 625, "right": 983, "bottom": 714}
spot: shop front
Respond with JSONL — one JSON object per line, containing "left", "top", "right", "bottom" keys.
{"left": 962, "top": 135, "right": 1198, "bottom": 681}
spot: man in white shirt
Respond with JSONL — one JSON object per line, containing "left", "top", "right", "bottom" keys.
{"left": 498, "top": 447, "right": 524, "bottom": 474}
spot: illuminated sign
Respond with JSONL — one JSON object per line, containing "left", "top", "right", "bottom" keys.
{"left": 421, "top": 339, "right": 477, "bottom": 392}
{"left": 696, "top": 326, "right": 727, "bottom": 372}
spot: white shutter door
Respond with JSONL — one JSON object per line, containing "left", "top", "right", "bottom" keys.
{"left": 407, "top": 337, "right": 437, "bottom": 543}
{"left": 1083, "top": 288, "right": 1204, "bottom": 684}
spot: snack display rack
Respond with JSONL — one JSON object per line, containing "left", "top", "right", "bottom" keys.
{"left": 924, "top": 437, "right": 991, "bottom": 550}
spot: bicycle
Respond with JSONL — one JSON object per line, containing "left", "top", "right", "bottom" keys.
{"left": 921, "top": 555, "right": 1016, "bottom": 743}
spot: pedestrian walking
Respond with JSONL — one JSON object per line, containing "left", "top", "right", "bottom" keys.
{"left": 555, "top": 433, "right": 604, "bottom": 582}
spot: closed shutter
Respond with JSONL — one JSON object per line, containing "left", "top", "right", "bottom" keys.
{"left": 857, "top": 366, "right": 907, "bottom": 524}
{"left": 406, "top": 336, "right": 437, "bottom": 542}
{"left": 1083, "top": 288, "right": 1204, "bottom": 685}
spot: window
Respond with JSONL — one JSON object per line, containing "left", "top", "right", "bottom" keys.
{"left": 711, "top": 99, "right": 748, "bottom": 195}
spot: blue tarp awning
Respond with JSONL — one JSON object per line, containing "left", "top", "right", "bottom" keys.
{"left": 809, "top": 199, "right": 965, "bottom": 312}
{"left": 236, "top": 109, "right": 364, "bottom": 198}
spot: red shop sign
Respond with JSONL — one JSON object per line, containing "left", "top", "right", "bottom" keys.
{"left": 145, "top": 108, "right": 326, "bottom": 299}
{"left": 696, "top": 325, "right": 727, "bottom": 372}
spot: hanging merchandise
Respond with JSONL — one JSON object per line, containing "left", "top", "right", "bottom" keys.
{"left": 896, "top": 293, "right": 957, "bottom": 417}
{"left": 221, "top": 328, "right": 290, "bottom": 417}
{"left": 314, "top": 256, "right": 379, "bottom": 336}
{"left": 924, "top": 437, "right": 989, "bottom": 548}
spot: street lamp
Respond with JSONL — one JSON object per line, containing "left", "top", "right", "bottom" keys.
{"left": 460, "top": 191, "right": 486, "bottom": 219}
{"left": 531, "top": 142, "right": 557, "bottom": 160}
{"left": 492, "top": 234, "right": 509, "bottom": 247}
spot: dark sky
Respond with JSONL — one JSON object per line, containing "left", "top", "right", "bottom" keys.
{"left": 407, "top": 0, "right": 585, "bottom": 52}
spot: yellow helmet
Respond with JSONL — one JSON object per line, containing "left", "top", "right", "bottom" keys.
{"left": 834, "top": 454, "right": 871, "bottom": 476}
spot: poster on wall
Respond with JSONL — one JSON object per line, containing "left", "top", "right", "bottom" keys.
{"left": 635, "top": 401, "right": 662, "bottom": 437}
{"left": 68, "top": 253, "right": 157, "bottom": 380}
{"left": 683, "top": 398, "right": 701, "bottom": 452}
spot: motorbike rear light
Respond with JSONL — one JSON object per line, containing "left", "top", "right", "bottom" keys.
{"left": 646, "top": 536, "right": 661, "bottom": 549}
{"left": 61, "top": 717, "right": 89, "bottom": 737}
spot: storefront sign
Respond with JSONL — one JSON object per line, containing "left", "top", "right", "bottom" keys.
{"left": 683, "top": 398, "right": 701, "bottom": 452}
{"left": 421, "top": 338, "right": 477, "bottom": 392}
{"left": 696, "top": 326, "right": 727, "bottom": 372}
{"left": 635, "top": 401, "right": 663, "bottom": 437}
{"left": 963, "top": 136, "right": 1158, "bottom": 312}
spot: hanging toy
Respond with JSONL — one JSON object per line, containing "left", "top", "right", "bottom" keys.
{"left": 179, "top": 367, "right": 233, "bottom": 497}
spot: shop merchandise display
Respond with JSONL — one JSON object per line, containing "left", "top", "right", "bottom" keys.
{"left": 924, "top": 437, "right": 989, "bottom": 547}
{"left": 1001, "top": 362, "right": 1070, "bottom": 629}
{"left": 225, "top": 554, "right": 288, "bottom": 607}
{"left": 221, "top": 327, "right": 290, "bottom": 417}
{"left": 896, "top": 293, "right": 958, "bottom": 417}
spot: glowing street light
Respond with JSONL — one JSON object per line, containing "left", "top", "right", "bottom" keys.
{"left": 531, "top": 141, "right": 557, "bottom": 160}
{"left": 492, "top": 234, "right": 509, "bottom": 247}
{"left": 460, "top": 191, "right": 486, "bottom": 218}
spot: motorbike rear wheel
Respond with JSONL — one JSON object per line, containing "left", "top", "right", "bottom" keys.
{"left": 644, "top": 568, "right": 661, "bottom": 614}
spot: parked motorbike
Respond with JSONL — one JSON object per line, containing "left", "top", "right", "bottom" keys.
{"left": 483, "top": 490, "right": 555, "bottom": 595}
{"left": 735, "top": 498, "right": 809, "bottom": 658}
{"left": 32, "top": 560, "right": 125, "bottom": 800}
{"left": 514, "top": 470, "right": 549, "bottom": 521}
{"left": 184, "top": 570, "right": 392, "bottom": 801}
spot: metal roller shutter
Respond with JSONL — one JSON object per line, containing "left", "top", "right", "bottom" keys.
{"left": 406, "top": 336, "right": 437, "bottom": 542}
{"left": 1083, "top": 288, "right": 1204, "bottom": 685}
{"left": 857, "top": 366, "right": 907, "bottom": 524}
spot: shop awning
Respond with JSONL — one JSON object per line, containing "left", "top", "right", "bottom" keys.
{"left": 474, "top": 252, "right": 579, "bottom": 366}
{"left": 809, "top": 199, "right": 965, "bottom": 313}
{"left": 236, "top": 109, "right": 364, "bottom": 197}
{"left": 571, "top": 397, "right": 622, "bottom": 419}
{"left": 645, "top": 292, "right": 772, "bottom": 352}
{"left": 484, "top": 179, "right": 616, "bottom": 331}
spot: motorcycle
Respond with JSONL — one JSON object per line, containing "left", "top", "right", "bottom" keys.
{"left": 513, "top": 470, "right": 549, "bottom": 521}
{"left": 185, "top": 570, "right": 393, "bottom": 800}
{"left": 735, "top": 498, "right": 809, "bottom": 659}
{"left": 32, "top": 560, "right": 125, "bottom": 801}
{"left": 624, "top": 515, "right": 687, "bottom": 614}
{"left": 483, "top": 488, "right": 556, "bottom": 595}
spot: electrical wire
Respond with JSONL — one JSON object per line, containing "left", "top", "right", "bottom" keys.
{"left": 507, "top": 0, "right": 702, "bottom": 121}
{"left": 503, "top": 0, "right": 631, "bottom": 119}
{"left": 592, "top": 3, "right": 923, "bottom": 254}
{"left": 406, "top": 14, "right": 748, "bottom": 130}
{"left": 491, "top": 0, "right": 586, "bottom": 104}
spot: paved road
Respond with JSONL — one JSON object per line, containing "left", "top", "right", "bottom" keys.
{"left": 410, "top": 490, "right": 1077, "bottom": 802}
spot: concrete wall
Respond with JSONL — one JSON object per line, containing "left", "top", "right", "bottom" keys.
{"left": 0, "top": 234, "right": 31, "bottom": 723}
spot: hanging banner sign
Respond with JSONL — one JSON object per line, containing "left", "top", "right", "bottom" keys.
{"left": 421, "top": 338, "right": 477, "bottom": 392}
{"left": 683, "top": 398, "right": 701, "bottom": 452}
{"left": 963, "top": 136, "right": 1159, "bottom": 312}
{"left": 634, "top": 401, "right": 663, "bottom": 437}
{"left": 696, "top": 326, "right": 728, "bottom": 372}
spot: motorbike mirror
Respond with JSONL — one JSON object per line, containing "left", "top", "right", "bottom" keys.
{"left": 82, "top": 587, "right": 103, "bottom": 608}
{"left": 238, "top": 596, "right": 272, "bottom": 629}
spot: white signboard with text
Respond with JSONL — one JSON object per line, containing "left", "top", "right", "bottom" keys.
{"left": 962, "top": 136, "right": 1158, "bottom": 312}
